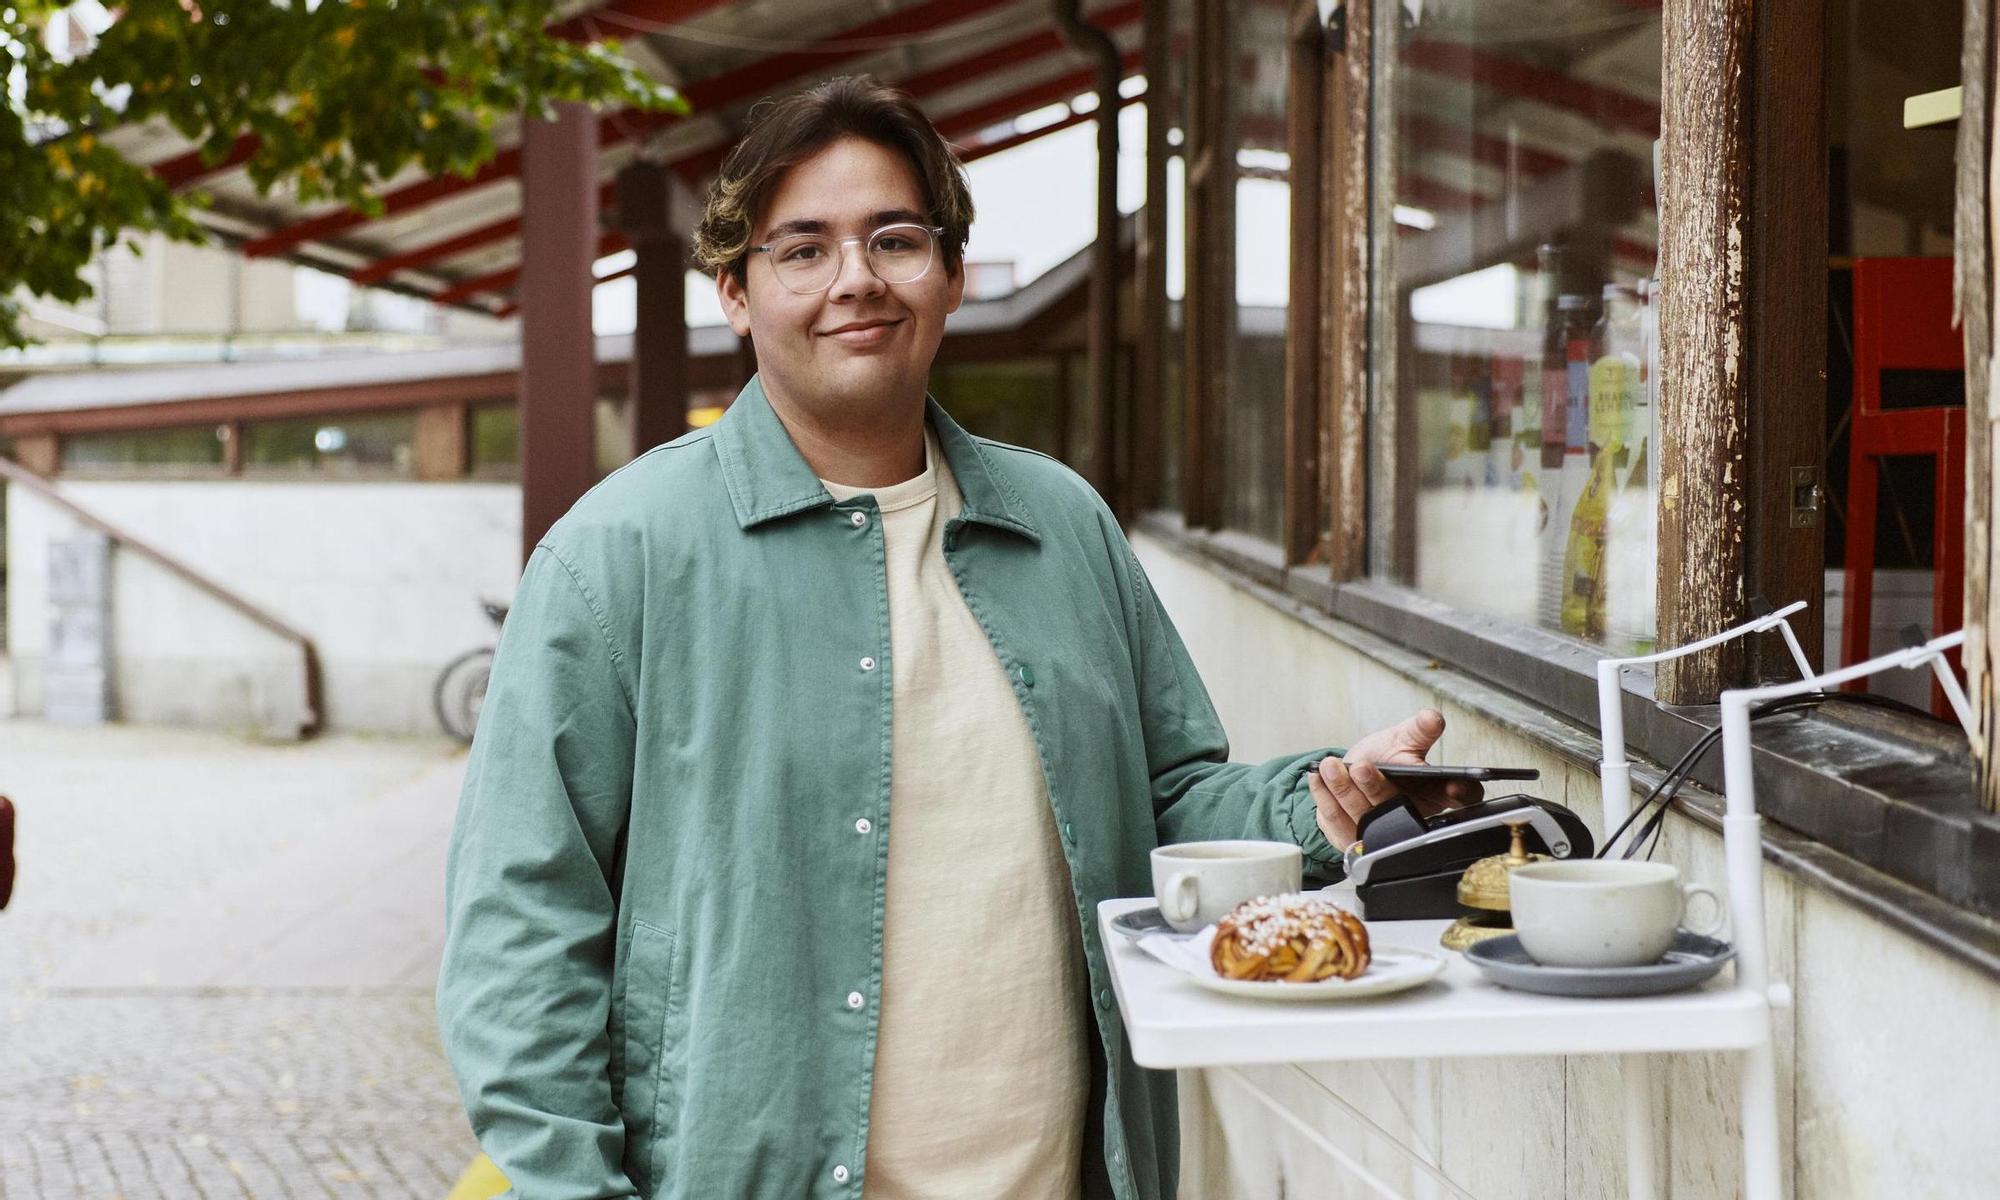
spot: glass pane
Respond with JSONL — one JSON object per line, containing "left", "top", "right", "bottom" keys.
{"left": 1156, "top": 0, "right": 1193, "bottom": 511}
{"left": 469, "top": 402, "right": 519, "bottom": 476}
{"left": 1371, "top": 1, "right": 1662, "bottom": 654}
{"left": 243, "top": 412, "right": 414, "bottom": 475}
{"left": 1219, "top": 0, "right": 1291, "bottom": 544}
{"left": 61, "top": 426, "right": 227, "bottom": 470}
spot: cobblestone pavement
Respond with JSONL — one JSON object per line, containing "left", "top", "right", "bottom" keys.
{"left": 0, "top": 722, "right": 481, "bottom": 1199}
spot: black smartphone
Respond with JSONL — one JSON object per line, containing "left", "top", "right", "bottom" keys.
{"left": 1312, "top": 761, "right": 1539, "bottom": 783}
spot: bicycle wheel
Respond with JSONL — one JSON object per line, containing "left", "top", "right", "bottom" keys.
{"left": 434, "top": 648, "right": 495, "bottom": 743}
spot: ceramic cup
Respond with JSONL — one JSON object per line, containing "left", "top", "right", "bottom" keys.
{"left": 1508, "top": 859, "right": 1724, "bottom": 968}
{"left": 1150, "top": 840, "right": 1303, "bottom": 933}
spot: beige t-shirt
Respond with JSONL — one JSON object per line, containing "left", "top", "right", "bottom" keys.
{"left": 821, "top": 430, "right": 1089, "bottom": 1200}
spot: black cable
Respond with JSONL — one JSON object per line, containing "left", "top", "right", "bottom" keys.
{"left": 1596, "top": 690, "right": 1939, "bottom": 861}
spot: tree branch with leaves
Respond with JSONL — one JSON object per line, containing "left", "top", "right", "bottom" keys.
{"left": 1, "top": 0, "right": 684, "bottom": 348}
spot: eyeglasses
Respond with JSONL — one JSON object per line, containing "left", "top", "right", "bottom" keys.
{"left": 747, "top": 223, "right": 946, "bottom": 295}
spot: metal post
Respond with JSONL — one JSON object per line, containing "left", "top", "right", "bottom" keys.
{"left": 1715, "top": 629, "right": 1965, "bottom": 1200}
{"left": 1621, "top": 1056, "right": 1659, "bottom": 1200}
{"left": 1051, "top": 0, "right": 1123, "bottom": 504}
{"left": 614, "top": 160, "right": 691, "bottom": 459}
{"left": 518, "top": 102, "right": 600, "bottom": 565}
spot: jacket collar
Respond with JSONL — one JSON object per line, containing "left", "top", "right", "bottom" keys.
{"left": 709, "top": 374, "right": 1040, "bottom": 543}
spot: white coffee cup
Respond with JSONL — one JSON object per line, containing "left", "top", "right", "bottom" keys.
{"left": 1508, "top": 859, "right": 1724, "bottom": 968}
{"left": 1150, "top": 840, "right": 1303, "bottom": 933}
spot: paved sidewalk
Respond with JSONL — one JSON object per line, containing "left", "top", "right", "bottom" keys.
{"left": 0, "top": 721, "right": 481, "bottom": 1199}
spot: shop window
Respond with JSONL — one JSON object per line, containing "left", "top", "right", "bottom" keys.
{"left": 60, "top": 426, "right": 228, "bottom": 473}
{"left": 1368, "top": 1, "right": 1662, "bottom": 654}
{"left": 1153, "top": 0, "right": 1194, "bottom": 513}
{"left": 469, "top": 402, "right": 520, "bottom": 479}
{"left": 1223, "top": 0, "right": 1292, "bottom": 545}
{"left": 1178, "top": 0, "right": 1293, "bottom": 545}
{"left": 242, "top": 412, "right": 415, "bottom": 476}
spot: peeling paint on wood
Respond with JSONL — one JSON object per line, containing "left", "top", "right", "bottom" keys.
{"left": 1657, "top": 0, "right": 1754, "bottom": 704}
{"left": 1283, "top": 0, "right": 1325, "bottom": 566}
{"left": 1743, "top": 0, "right": 1829, "bottom": 685}
{"left": 1963, "top": 0, "right": 1996, "bottom": 812}
{"left": 1326, "top": 0, "right": 1370, "bottom": 582}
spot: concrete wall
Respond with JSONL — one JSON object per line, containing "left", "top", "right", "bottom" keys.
{"left": 3, "top": 480, "right": 520, "bottom": 735}
{"left": 1133, "top": 530, "right": 1998, "bottom": 1200}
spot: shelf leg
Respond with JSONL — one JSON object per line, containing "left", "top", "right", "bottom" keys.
{"left": 1621, "top": 1054, "right": 1660, "bottom": 1200}
{"left": 1740, "top": 1042, "right": 1785, "bottom": 1200}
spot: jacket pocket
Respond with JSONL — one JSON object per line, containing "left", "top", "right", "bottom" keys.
{"left": 616, "top": 920, "right": 681, "bottom": 1196}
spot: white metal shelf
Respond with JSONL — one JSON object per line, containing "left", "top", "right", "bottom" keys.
{"left": 1098, "top": 899, "right": 1773, "bottom": 1070}
{"left": 1094, "top": 607, "right": 1954, "bottom": 1200}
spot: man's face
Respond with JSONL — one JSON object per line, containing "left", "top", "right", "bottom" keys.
{"left": 718, "top": 136, "right": 965, "bottom": 419}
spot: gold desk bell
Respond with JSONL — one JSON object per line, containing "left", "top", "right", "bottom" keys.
{"left": 1440, "top": 817, "right": 1546, "bottom": 952}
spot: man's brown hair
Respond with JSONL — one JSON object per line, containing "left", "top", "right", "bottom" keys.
{"left": 692, "top": 75, "right": 975, "bottom": 283}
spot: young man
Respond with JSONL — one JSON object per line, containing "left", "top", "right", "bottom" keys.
{"left": 437, "top": 75, "right": 1467, "bottom": 1200}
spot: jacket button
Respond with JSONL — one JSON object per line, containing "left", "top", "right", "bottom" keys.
{"left": 859, "top": 656, "right": 877, "bottom": 672}
{"left": 1017, "top": 664, "right": 1035, "bottom": 687}
{"left": 1062, "top": 822, "right": 1075, "bottom": 845}
{"left": 833, "top": 1164, "right": 851, "bottom": 1183}
{"left": 846, "top": 991, "right": 865, "bottom": 1010}
{"left": 849, "top": 511, "right": 867, "bottom": 528}
{"left": 855, "top": 817, "right": 872, "bottom": 835}
{"left": 1097, "top": 988, "right": 1112, "bottom": 1010}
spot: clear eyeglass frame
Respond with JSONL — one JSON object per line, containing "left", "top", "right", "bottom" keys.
{"left": 747, "top": 223, "right": 947, "bottom": 295}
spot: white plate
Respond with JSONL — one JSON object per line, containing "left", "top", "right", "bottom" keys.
{"left": 1137, "top": 924, "right": 1446, "bottom": 1001}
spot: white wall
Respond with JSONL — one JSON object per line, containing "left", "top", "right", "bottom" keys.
{"left": 4, "top": 480, "right": 520, "bottom": 735}
{"left": 1134, "top": 529, "right": 2000, "bottom": 1200}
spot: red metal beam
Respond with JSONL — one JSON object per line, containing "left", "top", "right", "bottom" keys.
{"left": 669, "top": 0, "right": 1022, "bottom": 118}
{"left": 1399, "top": 114, "right": 1570, "bottom": 178}
{"left": 152, "top": 132, "right": 261, "bottom": 190}
{"left": 348, "top": 180, "right": 619, "bottom": 285}
{"left": 346, "top": 2, "right": 1144, "bottom": 282}
{"left": 434, "top": 231, "right": 627, "bottom": 305}
{"left": 241, "top": 0, "right": 1022, "bottom": 259}
{"left": 451, "top": 53, "right": 1147, "bottom": 313}
{"left": 150, "top": 0, "right": 732, "bottom": 192}
{"left": 1397, "top": 175, "right": 1480, "bottom": 213}
{"left": 240, "top": 145, "right": 533, "bottom": 257}
{"left": 487, "top": 261, "right": 635, "bottom": 319}
{"left": 958, "top": 89, "right": 1142, "bottom": 163}
{"left": 548, "top": 0, "right": 735, "bottom": 41}
{"left": 1401, "top": 40, "right": 1660, "bottom": 138}
{"left": 902, "top": 0, "right": 1141, "bottom": 98}
{"left": 670, "top": 6, "right": 1143, "bottom": 181}
{"left": 934, "top": 49, "right": 1142, "bottom": 140}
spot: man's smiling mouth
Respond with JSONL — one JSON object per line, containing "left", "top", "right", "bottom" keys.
{"left": 820, "top": 318, "right": 903, "bottom": 346}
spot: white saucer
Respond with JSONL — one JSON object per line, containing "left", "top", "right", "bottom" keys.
{"left": 1137, "top": 925, "right": 1446, "bottom": 1001}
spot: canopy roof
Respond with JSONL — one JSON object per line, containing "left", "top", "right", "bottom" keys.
{"left": 97, "top": 0, "right": 1147, "bottom": 317}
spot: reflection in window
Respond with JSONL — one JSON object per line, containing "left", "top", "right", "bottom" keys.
{"left": 243, "top": 412, "right": 414, "bottom": 475}
{"left": 60, "top": 426, "right": 227, "bottom": 471}
{"left": 1372, "top": 1, "right": 1661, "bottom": 653}
{"left": 1220, "top": 0, "right": 1291, "bottom": 544}
{"left": 1155, "top": 0, "right": 1193, "bottom": 511}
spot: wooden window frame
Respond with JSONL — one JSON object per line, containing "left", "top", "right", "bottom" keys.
{"left": 1180, "top": 0, "right": 1233, "bottom": 530}
{"left": 1281, "top": 0, "right": 1326, "bottom": 566}
{"left": 1141, "top": 0, "right": 2000, "bottom": 941}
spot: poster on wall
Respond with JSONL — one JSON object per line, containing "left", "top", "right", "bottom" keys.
{"left": 45, "top": 531, "right": 112, "bottom": 725}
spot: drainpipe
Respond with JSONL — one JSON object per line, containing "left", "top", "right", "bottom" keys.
{"left": 1050, "top": 0, "right": 1123, "bottom": 509}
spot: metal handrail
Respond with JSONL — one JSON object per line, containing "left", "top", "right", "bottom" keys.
{"left": 0, "top": 457, "right": 321, "bottom": 736}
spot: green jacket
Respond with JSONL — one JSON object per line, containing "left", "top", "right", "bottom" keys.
{"left": 437, "top": 377, "right": 1343, "bottom": 1200}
